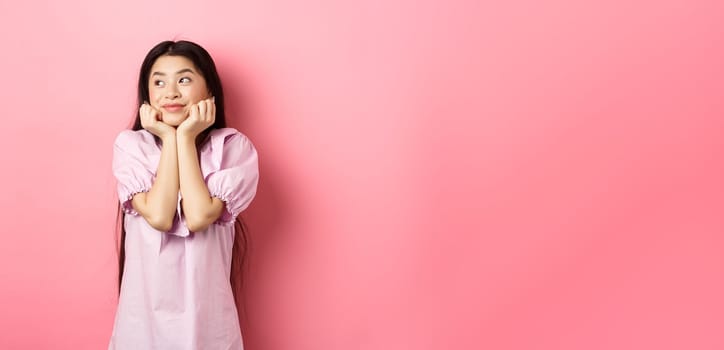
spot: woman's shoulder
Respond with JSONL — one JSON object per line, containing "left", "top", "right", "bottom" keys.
{"left": 115, "top": 129, "right": 154, "bottom": 143}
{"left": 114, "top": 129, "right": 159, "bottom": 151}
{"left": 207, "top": 127, "right": 254, "bottom": 150}
{"left": 208, "top": 127, "right": 249, "bottom": 142}
{"left": 204, "top": 128, "right": 256, "bottom": 167}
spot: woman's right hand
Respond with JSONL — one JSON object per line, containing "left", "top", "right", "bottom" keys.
{"left": 140, "top": 103, "right": 175, "bottom": 139}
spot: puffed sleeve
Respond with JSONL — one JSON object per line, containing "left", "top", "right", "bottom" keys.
{"left": 206, "top": 131, "right": 259, "bottom": 224}
{"left": 112, "top": 130, "right": 158, "bottom": 216}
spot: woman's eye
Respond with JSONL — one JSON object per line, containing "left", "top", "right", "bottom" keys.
{"left": 153, "top": 80, "right": 165, "bottom": 87}
{"left": 179, "top": 77, "right": 191, "bottom": 84}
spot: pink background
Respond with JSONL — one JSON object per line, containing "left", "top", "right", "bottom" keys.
{"left": 1, "top": 0, "right": 723, "bottom": 349}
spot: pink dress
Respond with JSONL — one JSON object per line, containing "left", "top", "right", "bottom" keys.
{"left": 108, "top": 128, "right": 259, "bottom": 350}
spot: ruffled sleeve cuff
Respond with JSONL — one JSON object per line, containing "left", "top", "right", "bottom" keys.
{"left": 118, "top": 184, "right": 152, "bottom": 216}
{"left": 113, "top": 130, "right": 158, "bottom": 217}
{"left": 205, "top": 129, "right": 260, "bottom": 225}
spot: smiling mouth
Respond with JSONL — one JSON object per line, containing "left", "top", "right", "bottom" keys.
{"left": 163, "top": 104, "right": 185, "bottom": 112}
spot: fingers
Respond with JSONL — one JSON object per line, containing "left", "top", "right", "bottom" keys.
{"left": 188, "top": 103, "right": 199, "bottom": 120}
{"left": 194, "top": 97, "right": 215, "bottom": 123}
{"left": 175, "top": 97, "right": 217, "bottom": 137}
{"left": 139, "top": 103, "right": 175, "bottom": 139}
{"left": 139, "top": 103, "right": 150, "bottom": 126}
{"left": 203, "top": 97, "right": 216, "bottom": 123}
{"left": 210, "top": 97, "right": 216, "bottom": 122}
{"left": 150, "top": 104, "right": 162, "bottom": 121}
{"left": 139, "top": 103, "right": 161, "bottom": 126}
{"left": 198, "top": 99, "right": 207, "bottom": 120}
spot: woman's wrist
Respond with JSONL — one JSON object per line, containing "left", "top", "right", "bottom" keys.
{"left": 176, "top": 129, "right": 199, "bottom": 143}
{"left": 159, "top": 131, "right": 177, "bottom": 144}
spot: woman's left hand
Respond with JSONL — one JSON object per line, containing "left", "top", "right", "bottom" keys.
{"left": 177, "top": 96, "right": 216, "bottom": 138}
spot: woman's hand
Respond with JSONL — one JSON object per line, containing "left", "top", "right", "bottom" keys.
{"left": 177, "top": 97, "right": 215, "bottom": 139}
{"left": 140, "top": 103, "right": 175, "bottom": 139}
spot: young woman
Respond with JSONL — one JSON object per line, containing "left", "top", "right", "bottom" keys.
{"left": 109, "top": 40, "right": 259, "bottom": 350}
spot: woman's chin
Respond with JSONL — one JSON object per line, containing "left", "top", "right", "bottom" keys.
{"left": 161, "top": 114, "right": 187, "bottom": 127}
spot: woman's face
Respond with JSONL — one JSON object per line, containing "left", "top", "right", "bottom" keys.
{"left": 148, "top": 55, "right": 211, "bottom": 127}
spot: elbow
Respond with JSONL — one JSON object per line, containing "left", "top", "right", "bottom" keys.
{"left": 185, "top": 215, "right": 213, "bottom": 233}
{"left": 186, "top": 220, "right": 211, "bottom": 233}
{"left": 147, "top": 216, "right": 174, "bottom": 232}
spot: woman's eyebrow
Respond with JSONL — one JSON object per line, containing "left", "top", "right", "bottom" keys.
{"left": 151, "top": 68, "right": 196, "bottom": 77}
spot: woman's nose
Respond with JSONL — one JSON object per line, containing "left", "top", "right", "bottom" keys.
{"left": 165, "top": 85, "right": 181, "bottom": 98}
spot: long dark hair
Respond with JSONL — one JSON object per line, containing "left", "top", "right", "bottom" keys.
{"left": 116, "top": 40, "right": 249, "bottom": 314}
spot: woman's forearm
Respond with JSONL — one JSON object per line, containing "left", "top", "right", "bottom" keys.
{"left": 132, "top": 134, "right": 180, "bottom": 231}
{"left": 177, "top": 134, "right": 224, "bottom": 232}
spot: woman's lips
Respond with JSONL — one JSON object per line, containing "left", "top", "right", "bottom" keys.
{"left": 163, "top": 104, "right": 185, "bottom": 112}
